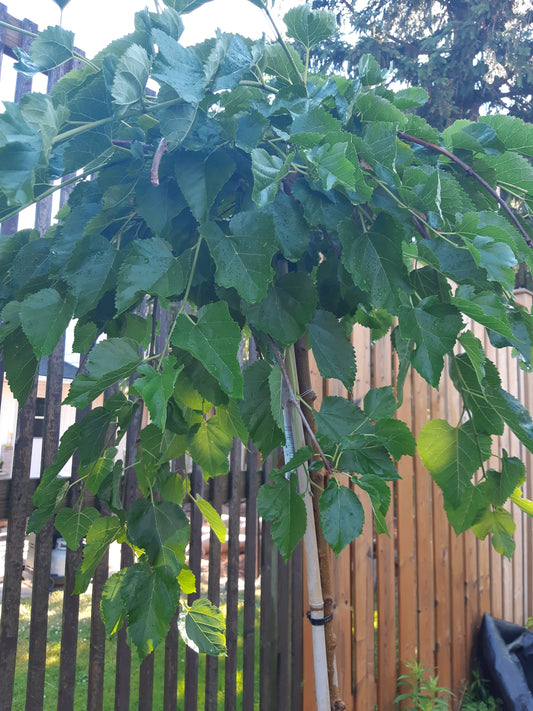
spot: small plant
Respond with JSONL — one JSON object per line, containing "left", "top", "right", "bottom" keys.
{"left": 395, "top": 661, "right": 453, "bottom": 710}
{"left": 460, "top": 671, "right": 502, "bottom": 711}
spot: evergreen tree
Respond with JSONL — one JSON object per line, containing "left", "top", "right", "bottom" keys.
{"left": 311, "top": 0, "right": 533, "bottom": 129}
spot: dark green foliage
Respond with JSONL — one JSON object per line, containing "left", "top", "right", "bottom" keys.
{"left": 1, "top": 0, "right": 533, "bottom": 662}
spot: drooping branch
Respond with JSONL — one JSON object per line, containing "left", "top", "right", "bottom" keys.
{"left": 150, "top": 138, "right": 168, "bottom": 187}
{"left": 398, "top": 131, "right": 533, "bottom": 248}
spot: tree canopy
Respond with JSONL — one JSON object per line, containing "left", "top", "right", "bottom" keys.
{"left": 1, "top": 0, "right": 533, "bottom": 662}
{"left": 311, "top": 0, "right": 533, "bottom": 129}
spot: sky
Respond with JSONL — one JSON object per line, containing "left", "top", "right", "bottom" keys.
{"left": 11, "top": 0, "right": 292, "bottom": 55}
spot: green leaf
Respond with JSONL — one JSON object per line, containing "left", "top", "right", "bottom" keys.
{"left": 112, "top": 44, "right": 151, "bottom": 115}
{"left": 127, "top": 498, "right": 189, "bottom": 573}
{"left": 484, "top": 452, "right": 525, "bottom": 507}
{"left": 315, "top": 396, "right": 371, "bottom": 447}
{"left": 240, "top": 361, "right": 284, "bottom": 457}
{"left": 244, "top": 272, "right": 317, "bottom": 346}
{"left": 284, "top": 5, "right": 336, "bottom": 50}
{"left": 355, "top": 92, "right": 407, "bottom": 127}
{"left": 152, "top": 29, "right": 206, "bottom": 103}
{"left": 479, "top": 115, "right": 533, "bottom": 157}
{"left": 374, "top": 419, "right": 415, "bottom": 460}
{"left": 251, "top": 148, "right": 293, "bottom": 208}
{"left": 417, "top": 419, "right": 491, "bottom": 509}
{"left": 483, "top": 362, "right": 533, "bottom": 451}
{"left": 393, "top": 87, "right": 429, "bottom": 110}
{"left": 174, "top": 149, "right": 236, "bottom": 223}
{"left": 101, "top": 569, "right": 127, "bottom": 637}
{"left": 449, "top": 353, "right": 504, "bottom": 435}
{"left": 202, "top": 212, "right": 277, "bottom": 304}
{"left": 195, "top": 496, "right": 226, "bottom": 543}
{"left": 398, "top": 298, "right": 463, "bottom": 388}
{"left": 319, "top": 480, "right": 364, "bottom": 556}
{"left": 172, "top": 302, "right": 243, "bottom": 399}
{"left": 0, "top": 103, "right": 42, "bottom": 205}
{"left": 19, "top": 288, "right": 74, "bottom": 359}
{"left": 65, "top": 338, "right": 142, "bottom": 409}
{"left": 74, "top": 516, "right": 123, "bottom": 593}
{"left": 116, "top": 238, "right": 177, "bottom": 314}
{"left": 64, "top": 235, "right": 115, "bottom": 317}
{"left": 188, "top": 411, "right": 233, "bottom": 478}
{"left": 458, "top": 332, "right": 486, "bottom": 385}
{"left": 357, "top": 54, "right": 383, "bottom": 87}
{"left": 363, "top": 386, "right": 397, "bottom": 420}
{"left": 452, "top": 285, "right": 514, "bottom": 339}
{"left": 472, "top": 508, "right": 516, "bottom": 558}
{"left": 466, "top": 235, "right": 517, "bottom": 288}
{"left": 55, "top": 507, "right": 100, "bottom": 551}
{"left": 2, "top": 328, "right": 38, "bottom": 405}
{"left": 444, "top": 484, "right": 488, "bottom": 534}
{"left": 182, "top": 598, "right": 226, "bottom": 656}
{"left": 25, "top": 25, "right": 74, "bottom": 73}
{"left": 261, "top": 43, "right": 304, "bottom": 87}
{"left": 353, "top": 474, "right": 391, "bottom": 535}
{"left": 122, "top": 562, "right": 180, "bottom": 659}
{"left": 265, "top": 191, "right": 310, "bottom": 262}
{"left": 307, "top": 310, "right": 356, "bottom": 390}
{"left": 177, "top": 567, "right": 196, "bottom": 595}
{"left": 257, "top": 469, "right": 306, "bottom": 561}
{"left": 154, "top": 99, "right": 198, "bottom": 150}
{"left": 339, "top": 217, "right": 408, "bottom": 314}
{"left": 135, "top": 358, "right": 181, "bottom": 431}
{"left": 268, "top": 365, "right": 284, "bottom": 432}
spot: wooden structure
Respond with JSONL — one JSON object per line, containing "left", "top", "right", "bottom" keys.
{"left": 0, "top": 6, "right": 532, "bottom": 710}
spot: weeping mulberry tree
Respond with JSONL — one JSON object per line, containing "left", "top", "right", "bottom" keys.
{"left": 1, "top": 1, "right": 533, "bottom": 707}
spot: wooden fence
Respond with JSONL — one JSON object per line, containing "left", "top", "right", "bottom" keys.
{"left": 0, "top": 7, "right": 532, "bottom": 710}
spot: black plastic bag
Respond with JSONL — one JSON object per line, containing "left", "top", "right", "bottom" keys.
{"left": 478, "top": 613, "right": 533, "bottom": 710}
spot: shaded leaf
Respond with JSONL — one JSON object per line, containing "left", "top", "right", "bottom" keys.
{"left": 172, "top": 302, "right": 243, "bottom": 398}
{"left": 307, "top": 309, "right": 356, "bottom": 390}
{"left": 319, "top": 479, "right": 364, "bottom": 556}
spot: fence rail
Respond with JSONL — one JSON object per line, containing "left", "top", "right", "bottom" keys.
{"left": 0, "top": 6, "right": 532, "bottom": 710}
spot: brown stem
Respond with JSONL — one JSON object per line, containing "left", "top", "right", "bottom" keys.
{"left": 270, "top": 339, "right": 334, "bottom": 477}
{"left": 398, "top": 131, "right": 533, "bottom": 249}
{"left": 293, "top": 336, "right": 345, "bottom": 711}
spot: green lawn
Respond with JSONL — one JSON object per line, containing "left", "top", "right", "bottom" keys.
{"left": 12, "top": 590, "right": 260, "bottom": 710}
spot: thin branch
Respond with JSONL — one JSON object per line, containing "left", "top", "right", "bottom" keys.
{"left": 270, "top": 338, "right": 334, "bottom": 477}
{"left": 150, "top": 138, "right": 168, "bottom": 187}
{"left": 398, "top": 131, "right": 533, "bottom": 248}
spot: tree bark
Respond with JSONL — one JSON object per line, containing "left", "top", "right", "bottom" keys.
{"left": 294, "top": 337, "right": 346, "bottom": 711}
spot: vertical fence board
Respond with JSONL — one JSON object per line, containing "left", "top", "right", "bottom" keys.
{"left": 373, "top": 335, "right": 396, "bottom": 711}
{"left": 185, "top": 464, "right": 204, "bottom": 711}
{"left": 138, "top": 655, "right": 154, "bottom": 711}
{"left": 87, "top": 549, "right": 110, "bottom": 711}
{"left": 396, "top": 366, "right": 417, "bottom": 683}
{"left": 431, "top": 379, "right": 452, "bottom": 694}
{"left": 26, "top": 336, "right": 66, "bottom": 710}
{"left": 351, "top": 323, "right": 376, "bottom": 711}
{"left": 224, "top": 443, "right": 241, "bottom": 711}
{"left": 446, "top": 370, "right": 467, "bottom": 696}
{"left": 205, "top": 474, "right": 223, "bottom": 711}
{"left": 0, "top": 377, "right": 37, "bottom": 711}
{"left": 243, "top": 445, "right": 259, "bottom": 710}
{"left": 277, "top": 551, "right": 290, "bottom": 710}
{"left": 290, "top": 541, "right": 303, "bottom": 711}
{"left": 259, "top": 514, "right": 274, "bottom": 711}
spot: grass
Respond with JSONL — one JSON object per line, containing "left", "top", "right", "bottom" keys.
{"left": 12, "top": 590, "right": 260, "bottom": 710}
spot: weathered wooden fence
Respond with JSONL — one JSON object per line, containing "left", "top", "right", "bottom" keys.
{"left": 0, "top": 7, "right": 532, "bottom": 711}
